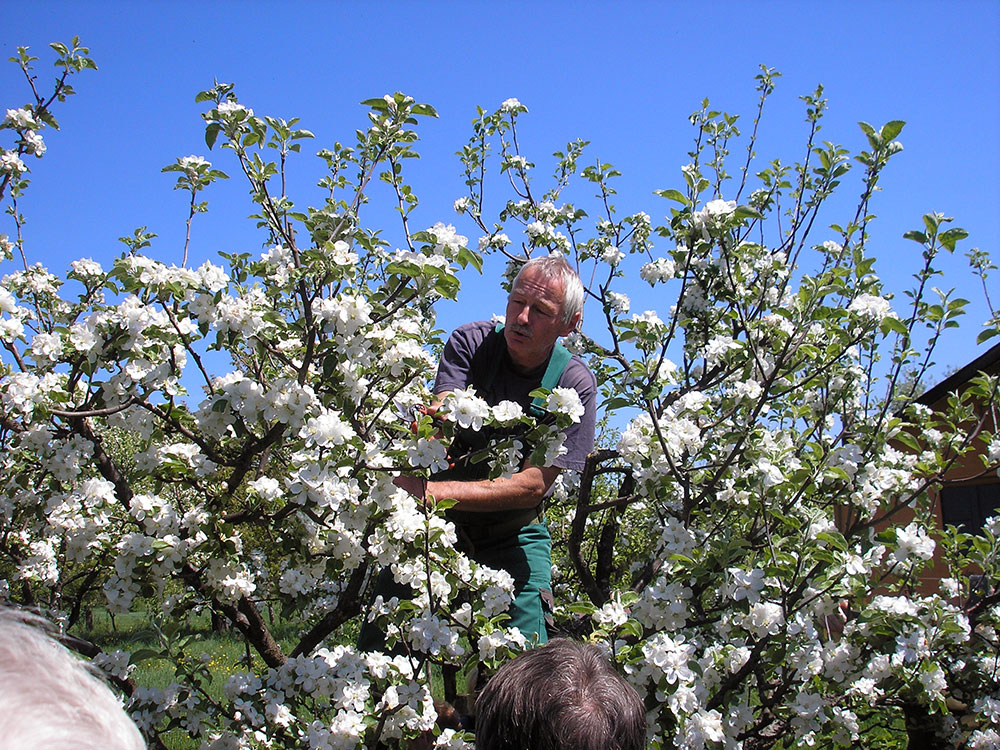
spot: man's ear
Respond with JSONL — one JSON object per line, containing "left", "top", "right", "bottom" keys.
{"left": 560, "top": 312, "right": 581, "bottom": 337}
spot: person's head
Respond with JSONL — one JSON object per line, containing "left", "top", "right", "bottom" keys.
{"left": 504, "top": 255, "right": 584, "bottom": 370}
{"left": 475, "top": 639, "right": 645, "bottom": 750}
{"left": 0, "top": 607, "right": 146, "bottom": 750}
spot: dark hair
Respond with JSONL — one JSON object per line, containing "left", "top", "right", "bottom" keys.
{"left": 475, "top": 639, "right": 645, "bottom": 750}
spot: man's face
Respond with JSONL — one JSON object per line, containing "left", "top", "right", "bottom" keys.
{"left": 504, "top": 268, "right": 579, "bottom": 371}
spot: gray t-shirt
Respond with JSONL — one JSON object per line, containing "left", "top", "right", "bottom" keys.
{"left": 434, "top": 320, "right": 597, "bottom": 472}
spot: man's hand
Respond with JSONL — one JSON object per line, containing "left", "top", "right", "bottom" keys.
{"left": 393, "top": 474, "right": 426, "bottom": 504}
{"left": 410, "top": 400, "right": 446, "bottom": 437}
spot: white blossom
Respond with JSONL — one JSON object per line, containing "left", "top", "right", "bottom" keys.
{"left": 725, "top": 567, "right": 765, "bottom": 604}
{"left": 892, "top": 522, "right": 935, "bottom": 565}
{"left": 606, "top": 291, "right": 630, "bottom": 315}
{"left": 743, "top": 601, "right": 784, "bottom": 638}
{"left": 545, "top": 387, "right": 585, "bottom": 424}
{"left": 23, "top": 130, "right": 45, "bottom": 157}
{"left": 640, "top": 257, "right": 676, "bottom": 284}
{"left": 691, "top": 198, "right": 737, "bottom": 236}
{"left": 500, "top": 98, "right": 525, "bottom": 113}
{"left": 600, "top": 245, "right": 625, "bottom": 266}
{"left": 678, "top": 710, "right": 725, "bottom": 749}
{"left": 491, "top": 400, "right": 524, "bottom": 424}
{"left": 919, "top": 662, "right": 947, "bottom": 701}
{"left": 217, "top": 100, "right": 253, "bottom": 119}
{"left": 178, "top": 154, "right": 210, "bottom": 171}
{"left": 1, "top": 150, "right": 26, "bottom": 174}
{"left": 93, "top": 649, "right": 135, "bottom": 680}
{"left": 593, "top": 594, "right": 630, "bottom": 629}
{"left": 477, "top": 628, "right": 526, "bottom": 660}
{"left": 969, "top": 729, "right": 1000, "bottom": 749}
{"left": 642, "top": 632, "right": 697, "bottom": 685}
{"left": 428, "top": 222, "right": 468, "bottom": 257}
{"left": 478, "top": 233, "right": 510, "bottom": 251}
{"left": 301, "top": 409, "right": 356, "bottom": 447}
{"left": 507, "top": 155, "right": 529, "bottom": 171}
{"left": 441, "top": 388, "right": 490, "bottom": 431}
{"left": 848, "top": 293, "right": 893, "bottom": 322}
{"left": 407, "top": 438, "right": 449, "bottom": 473}
{"left": 5, "top": 108, "right": 38, "bottom": 129}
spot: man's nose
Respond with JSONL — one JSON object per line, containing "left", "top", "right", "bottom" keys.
{"left": 515, "top": 305, "right": 531, "bottom": 325}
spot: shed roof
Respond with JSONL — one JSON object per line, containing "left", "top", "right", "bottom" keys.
{"left": 917, "top": 341, "right": 1000, "bottom": 407}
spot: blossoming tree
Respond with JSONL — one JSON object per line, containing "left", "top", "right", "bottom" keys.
{"left": 2, "top": 43, "right": 1000, "bottom": 749}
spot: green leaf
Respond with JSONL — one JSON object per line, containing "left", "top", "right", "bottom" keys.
{"left": 457, "top": 247, "right": 483, "bottom": 272}
{"left": 815, "top": 531, "right": 847, "bottom": 551}
{"left": 322, "top": 353, "right": 338, "bottom": 380}
{"left": 733, "top": 205, "right": 764, "bottom": 220}
{"left": 875, "top": 528, "right": 897, "bottom": 544}
{"left": 879, "top": 120, "right": 905, "bottom": 141}
{"left": 385, "top": 260, "right": 422, "bottom": 278}
{"left": 939, "top": 227, "right": 969, "bottom": 252}
{"left": 602, "top": 396, "right": 632, "bottom": 411}
{"left": 858, "top": 121, "right": 882, "bottom": 150}
{"left": 430, "top": 495, "right": 458, "bottom": 511}
{"left": 977, "top": 328, "right": 999, "bottom": 345}
{"left": 129, "top": 648, "right": 162, "bottom": 663}
{"left": 894, "top": 432, "right": 921, "bottom": 452}
{"left": 618, "top": 619, "right": 643, "bottom": 640}
{"left": 205, "top": 123, "right": 222, "bottom": 150}
{"left": 880, "top": 316, "right": 909, "bottom": 336}
{"left": 434, "top": 275, "right": 460, "bottom": 300}
{"left": 411, "top": 103, "right": 439, "bottom": 118}
{"left": 36, "top": 109, "right": 60, "bottom": 130}
{"left": 654, "top": 189, "right": 688, "bottom": 204}
{"left": 903, "top": 230, "right": 927, "bottom": 244}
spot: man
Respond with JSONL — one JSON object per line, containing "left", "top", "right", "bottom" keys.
{"left": 360, "top": 255, "right": 596, "bottom": 648}
{"left": 0, "top": 606, "right": 146, "bottom": 750}
{"left": 475, "top": 638, "right": 646, "bottom": 750}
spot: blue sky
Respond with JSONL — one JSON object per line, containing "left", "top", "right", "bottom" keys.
{"left": 3, "top": 1, "right": 999, "bottom": 385}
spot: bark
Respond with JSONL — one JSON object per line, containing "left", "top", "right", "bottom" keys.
{"left": 179, "top": 563, "right": 286, "bottom": 668}
{"left": 568, "top": 449, "right": 619, "bottom": 605}
{"left": 291, "top": 559, "right": 370, "bottom": 658}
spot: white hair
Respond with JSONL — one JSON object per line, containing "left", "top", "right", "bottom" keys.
{"left": 0, "top": 607, "right": 145, "bottom": 750}
{"left": 513, "top": 255, "right": 585, "bottom": 327}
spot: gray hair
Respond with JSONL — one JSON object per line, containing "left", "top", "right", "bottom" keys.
{"left": 512, "top": 255, "right": 584, "bottom": 327}
{"left": 0, "top": 607, "right": 146, "bottom": 750}
{"left": 476, "top": 639, "right": 645, "bottom": 750}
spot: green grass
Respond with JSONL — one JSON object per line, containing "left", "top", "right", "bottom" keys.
{"left": 78, "top": 607, "right": 477, "bottom": 748}
{"left": 78, "top": 608, "right": 305, "bottom": 750}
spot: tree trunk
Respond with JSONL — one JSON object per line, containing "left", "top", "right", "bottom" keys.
{"left": 903, "top": 702, "right": 949, "bottom": 750}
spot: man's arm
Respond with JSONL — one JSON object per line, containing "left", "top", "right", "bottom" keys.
{"left": 426, "top": 463, "right": 560, "bottom": 512}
